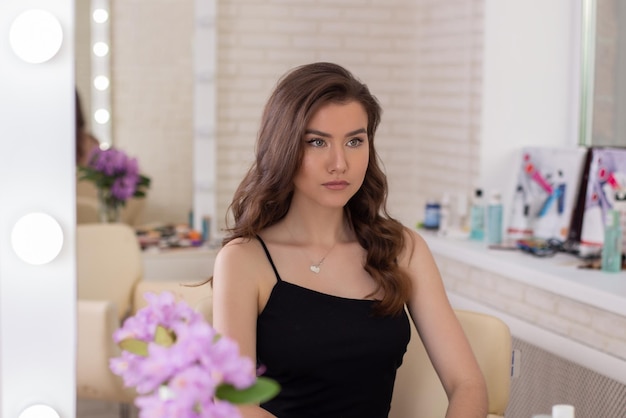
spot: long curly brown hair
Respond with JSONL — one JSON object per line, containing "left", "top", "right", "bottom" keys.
{"left": 224, "top": 62, "right": 411, "bottom": 316}
{"left": 75, "top": 89, "right": 87, "bottom": 164}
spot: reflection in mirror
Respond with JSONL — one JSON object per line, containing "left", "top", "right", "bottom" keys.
{"left": 75, "top": 0, "right": 111, "bottom": 147}
{"left": 75, "top": 0, "right": 91, "bottom": 131}
{"left": 90, "top": 0, "right": 111, "bottom": 146}
{"left": 580, "top": 0, "right": 626, "bottom": 146}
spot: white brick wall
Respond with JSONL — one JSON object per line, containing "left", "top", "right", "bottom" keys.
{"left": 216, "top": 0, "right": 423, "bottom": 230}
{"left": 111, "top": 0, "right": 482, "bottom": 229}
{"left": 112, "top": 0, "right": 195, "bottom": 224}
{"left": 214, "top": 0, "right": 483, "bottom": 231}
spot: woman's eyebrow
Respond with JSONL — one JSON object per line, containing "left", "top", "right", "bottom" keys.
{"left": 304, "top": 128, "right": 366, "bottom": 137}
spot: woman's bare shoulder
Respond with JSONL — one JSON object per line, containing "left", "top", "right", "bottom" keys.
{"left": 214, "top": 237, "right": 268, "bottom": 284}
{"left": 216, "top": 237, "right": 263, "bottom": 265}
{"left": 398, "top": 226, "right": 432, "bottom": 267}
{"left": 218, "top": 236, "right": 260, "bottom": 255}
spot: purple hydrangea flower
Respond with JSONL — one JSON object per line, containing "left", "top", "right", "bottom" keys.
{"left": 135, "top": 391, "right": 197, "bottom": 418}
{"left": 80, "top": 147, "right": 149, "bottom": 209}
{"left": 110, "top": 292, "right": 256, "bottom": 418}
{"left": 168, "top": 364, "right": 219, "bottom": 406}
{"left": 203, "top": 336, "right": 256, "bottom": 389}
{"left": 111, "top": 175, "right": 139, "bottom": 200}
{"left": 198, "top": 399, "right": 240, "bottom": 418}
{"left": 90, "top": 148, "right": 119, "bottom": 176}
{"left": 135, "top": 343, "right": 180, "bottom": 394}
{"left": 126, "top": 157, "right": 140, "bottom": 177}
{"left": 109, "top": 350, "right": 145, "bottom": 389}
{"left": 111, "top": 149, "right": 130, "bottom": 174}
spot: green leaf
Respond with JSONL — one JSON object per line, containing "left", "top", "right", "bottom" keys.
{"left": 154, "top": 325, "right": 176, "bottom": 347}
{"left": 119, "top": 338, "right": 148, "bottom": 356}
{"left": 215, "top": 377, "right": 280, "bottom": 405}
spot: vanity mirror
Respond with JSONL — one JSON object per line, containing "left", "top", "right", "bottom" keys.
{"left": 580, "top": 0, "right": 626, "bottom": 147}
{"left": 75, "top": 0, "right": 216, "bottom": 229}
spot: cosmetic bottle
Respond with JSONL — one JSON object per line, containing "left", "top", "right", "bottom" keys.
{"left": 423, "top": 200, "right": 441, "bottom": 230}
{"left": 188, "top": 209, "right": 194, "bottom": 229}
{"left": 486, "top": 190, "right": 503, "bottom": 245}
{"left": 507, "top": 184, "right": 531, "bottom": 240}
{"left": 438, "top": 193, "right": 451, "bottom": 237}
{"left": 469, "top": 188, "right": 485, "bottom": 241}
{"left": 601, "top": 209, "right": 622, "bottom": 273}
{"left": 455, "top": 192, "right": 469, "bottom": 233}
{"left": 552, "top": 404, "right": 575, "bottom": 418}
{"left": 613, "top": 191, "right": 626, "bottom": 253}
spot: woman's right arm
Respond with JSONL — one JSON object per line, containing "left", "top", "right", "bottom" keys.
{"left": 212, "top": 239, "right": 277, "bottom": 418}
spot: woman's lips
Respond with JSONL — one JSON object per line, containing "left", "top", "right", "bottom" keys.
{"left": 323, "top": 181, "right": 349, "bottom": 190}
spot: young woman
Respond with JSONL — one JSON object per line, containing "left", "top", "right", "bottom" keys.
{"left": 211, "top": 62, "right": 488, "bottom": 418}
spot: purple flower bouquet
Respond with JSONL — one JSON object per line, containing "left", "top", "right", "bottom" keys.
{"left": 110, "top": 292, "right": 279, "bottom": 418}
{"left": 78, "top": 147, "right": 151, "bottom": 222}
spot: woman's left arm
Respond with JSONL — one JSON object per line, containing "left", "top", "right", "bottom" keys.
{"left": 400, "top": 228, "right": 488, "bottom": 418}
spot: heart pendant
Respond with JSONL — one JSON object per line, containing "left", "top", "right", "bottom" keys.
{"left": 310, "top": 264, "right": 321, "bottom": 274}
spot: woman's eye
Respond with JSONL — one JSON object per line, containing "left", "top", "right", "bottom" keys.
{"left": 307, "top": 138, "right": 325, "bottom": 147}
{"left": 347, "top": 137, "right": 364, "bottom": 147}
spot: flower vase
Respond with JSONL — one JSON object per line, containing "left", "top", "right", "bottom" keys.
{"left": 97, "top": 189, "right": 121, "bottom": 223}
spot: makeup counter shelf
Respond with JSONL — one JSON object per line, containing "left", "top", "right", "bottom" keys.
{"left": 420, "top": 232, "right": 626, "bottom": 386}
{"left": 142, "top": 244, "right": 218, "bottom": 282}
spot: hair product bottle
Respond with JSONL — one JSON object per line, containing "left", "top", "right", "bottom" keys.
{"left": 601, "top": 209, "right": 622, "bottom": 273}
{"left": 486, "top": 190, "right": 503, "bottom": 245}
{"left": 469, "top": 188, "right": 485, "bottom": 241}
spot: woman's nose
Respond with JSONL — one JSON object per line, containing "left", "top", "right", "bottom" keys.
{"left": 328, "top": 146, "right": 347, "bottom": 173}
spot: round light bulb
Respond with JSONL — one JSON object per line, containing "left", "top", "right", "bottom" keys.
{"left": 11, "top": 213, "right": 64, "bottom": 265}
{"left": 94, "top": 109, "right": 110, "bottom": 124}
{"left": 18, "top": 405, "right": 61, "bottom": 418}
{"left": 9, "top": 9, "right": 64, "bottom": 64}
{"left": 92, "top": 41, "right": 109, "bottom": 57}
{"left": 92, "top": 8, "right": 109, "bottom": 23}
{"left": 94, "top": 75, "right": 110, "bottom": 91}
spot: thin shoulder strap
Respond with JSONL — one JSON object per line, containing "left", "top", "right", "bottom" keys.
{"left": 256, "top": 235, "right": 282, "bottom": 282}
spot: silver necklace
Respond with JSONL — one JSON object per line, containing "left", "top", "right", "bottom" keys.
{"left": 308, "top": 244, "right": 336, "bottom": 274}
{"left": 286, "top": 226, "right": 338, "bottom": 274}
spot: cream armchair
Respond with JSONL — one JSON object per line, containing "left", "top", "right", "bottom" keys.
{"left": 132, "top": 280, "right": 213, "bottom": 322}
{"left": 77, "top": 281, "right": 213, "bottom": 404}
{"left": 390, "top": 309, "right": 512, "bottom": 418}
{"left": 76, "top": 222, "right": 213, "bottom": 408}
{"left": 76, "top": 223, "right": 143, "bottom": 404}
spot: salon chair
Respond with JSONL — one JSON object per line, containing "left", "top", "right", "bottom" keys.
{"left": 76, "top": 222, "right": 212, "bottom": 415}
{"left": 389, "top": 309, "right": 512, "bottom": 418}
{"left": 76, "top": 223, "right": 142, "bottom": 405}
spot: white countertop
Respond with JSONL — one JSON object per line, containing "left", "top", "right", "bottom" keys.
{"left": 421, "top": 233, "right": 626, "bottom": 317}
{"left": 142, "top": 245, "right": 218, "bottom": 282}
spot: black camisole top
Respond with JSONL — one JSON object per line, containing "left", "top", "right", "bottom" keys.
{"left": 256, "top": 236, "right": 411, "bottom": 418}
